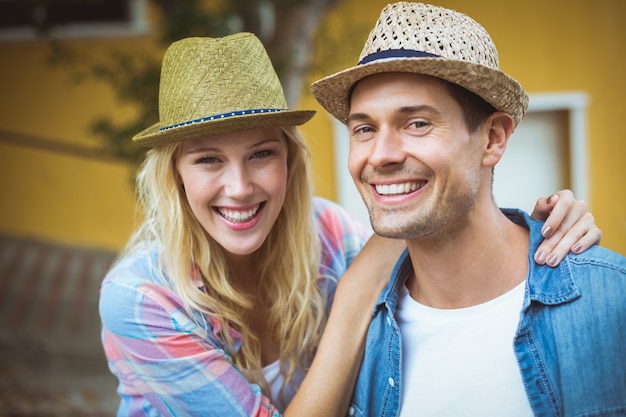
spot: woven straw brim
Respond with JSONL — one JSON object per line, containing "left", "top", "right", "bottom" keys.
{"left": 132, "top": 109, "right": 315, "bottom": 147}
{"left": 311, "top": 58, "right": 528, "bottom": 128}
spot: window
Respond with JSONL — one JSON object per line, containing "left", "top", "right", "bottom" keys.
{"left": 493, "top": 92, "right": 589, "bottom": 212}
{"left": 0, "top": 0, "right": 148, "bottom": 40}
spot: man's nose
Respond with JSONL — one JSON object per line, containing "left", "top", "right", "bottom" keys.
{"left": 368, "top": 128, "right": 407, "bottom": 168}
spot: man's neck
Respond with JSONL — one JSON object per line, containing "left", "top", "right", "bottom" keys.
{"left": 404, "top": 206, "right": 530, "bottom": 309}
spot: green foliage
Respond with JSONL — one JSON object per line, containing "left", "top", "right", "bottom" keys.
{"left": 86, "top": 50, "right": 161, "bottom": 165}
{"left": 153, "top": 0, "right": 236, "bottom": 42}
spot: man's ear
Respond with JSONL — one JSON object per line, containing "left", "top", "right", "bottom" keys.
{"left": 482, "top": 111, "right": 515, "bottom": 168}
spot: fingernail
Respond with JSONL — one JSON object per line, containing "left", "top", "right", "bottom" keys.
{"left": 546, "top": 194, "right": 558, "bottom": 205}
{"left": 542, "top": 225, "right": 552, "bottom": 238}
{"left": 572, "top": 243, "right": 582, "bottom": 254}
{"left": 547, "top": 254, "right": 558, "bottom": 266}
{"left": 536, "top": 251, "right": 546, "bottom": 263}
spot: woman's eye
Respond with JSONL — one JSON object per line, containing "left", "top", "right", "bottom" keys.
{"left": 251, "top": 149, "right": 274, "bottom": 159}
{"left": 195, "top": 156, "right": 220, "bottom": 164}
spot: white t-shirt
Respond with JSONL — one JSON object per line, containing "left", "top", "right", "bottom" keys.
{"left": 396, "top": 281, "right": 533, "bottom": 417}
{"left": 262, "top": 360, "right": 306, "bottom": 413}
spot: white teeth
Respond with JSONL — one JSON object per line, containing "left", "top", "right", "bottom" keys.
{"left": 218, "top": 206, "right": 260, "bottom": 222}
{"left": 375, "top": 182, "right": 420, "bottom": 195}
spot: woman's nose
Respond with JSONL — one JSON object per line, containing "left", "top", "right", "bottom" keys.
{"left": 224, "top": 165, "right": 254, "bottom": 198}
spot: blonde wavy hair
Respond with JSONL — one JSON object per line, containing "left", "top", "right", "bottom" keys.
{"left": 121, "top": 126, "right": 326, "bottom": 405}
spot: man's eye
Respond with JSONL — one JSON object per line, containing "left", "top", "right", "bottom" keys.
{"left": 354, "top": 126, "right": 374, "bottom": 135}
{"left": 410, "top": 120, "right": 429, "bottom": 129}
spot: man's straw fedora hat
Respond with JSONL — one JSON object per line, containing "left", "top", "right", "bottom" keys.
{"left": 133, "top": 33, "right": 315, "bottom": 147}
{"left": 311, "top": 2, "right": 528, "bottom": 127}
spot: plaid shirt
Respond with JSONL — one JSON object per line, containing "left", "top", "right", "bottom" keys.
{"left": 99, "top": 197, "right": 369, "bottom": 416}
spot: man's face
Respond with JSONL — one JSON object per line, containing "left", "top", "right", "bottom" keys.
{"left": 347, "top": 72, "right": 487, "bottom": 240}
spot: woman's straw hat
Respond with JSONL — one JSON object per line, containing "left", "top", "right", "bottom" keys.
{"left": 311, "top": 2, "right": 528, "bottom": 127}
{"left": 133, "top": 33, "right": 315, "bottom": 147}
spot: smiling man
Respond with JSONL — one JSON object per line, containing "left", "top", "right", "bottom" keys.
{"left": 311, "top": 2, "right": 626, "bottom": 416}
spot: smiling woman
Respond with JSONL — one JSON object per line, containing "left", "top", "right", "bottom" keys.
{"left": 98, "top": 32, "right": 405, "bottom": 417}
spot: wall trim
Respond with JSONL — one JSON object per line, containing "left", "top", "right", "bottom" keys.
{"left": 527, "top": 92, "right": 589, "bottom": 205}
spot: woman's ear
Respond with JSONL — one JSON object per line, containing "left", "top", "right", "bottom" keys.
{"left": 482, "top": 111, "right": 515, "bottom": 168}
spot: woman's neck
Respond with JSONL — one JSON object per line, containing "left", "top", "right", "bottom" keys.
{"left": 225, "top": 251, "right": 280, "bottom": 365}
{"left": 225, "top": 252, "right": 260, "bottom": 292}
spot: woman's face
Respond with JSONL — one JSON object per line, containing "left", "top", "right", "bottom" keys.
{"left": 177, "top": 127, "right": 289, "bottom": 257}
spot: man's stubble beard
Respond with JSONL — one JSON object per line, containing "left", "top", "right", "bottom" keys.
{"left": 367, "top": 184, "right": 478, "bottom": 242}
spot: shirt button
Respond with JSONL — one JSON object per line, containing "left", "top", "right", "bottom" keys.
{"left": 348, "top": 406, "right": 355, "bottom": 416}
{"left": 388, "top": 377, "right": 395, "bottom": 387}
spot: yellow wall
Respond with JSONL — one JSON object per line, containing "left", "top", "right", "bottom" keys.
{"left": 0, "top": 0, "right": 624, "bottom": 254}
{"left": 0, "top": 39, "right": 149, "bottom": 250}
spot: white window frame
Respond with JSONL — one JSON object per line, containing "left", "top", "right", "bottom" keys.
{"left": 524, "top": 92, "right": 589, "bottom": 205}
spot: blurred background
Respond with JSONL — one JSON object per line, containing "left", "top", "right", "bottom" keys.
{"left": 0, "top": 0, "right": 624, "bottom": 414}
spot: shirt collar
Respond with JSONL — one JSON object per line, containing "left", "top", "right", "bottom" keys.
{"left": 375, "top": 209, "right": 581, "bottom": 312}
{"left": 375, "top": 249, "right": 412, "bottom": 313}
{"left": 513, "top": 209, "right": 581, "bottom": 306}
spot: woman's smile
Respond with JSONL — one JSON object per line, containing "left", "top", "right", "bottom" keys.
{"left": 214, "top": 202, "right": 266, "bottom": 229}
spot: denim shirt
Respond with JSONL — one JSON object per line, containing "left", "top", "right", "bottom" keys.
{"left": 349, "top": 210, "right": 626, "bottom": 417}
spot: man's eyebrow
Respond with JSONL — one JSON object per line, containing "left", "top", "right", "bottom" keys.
{"left": 396, "top": 104, "right": 442, "bottom": 116}
{"left": 347, "top": 104, "right": 442, "bottom": 124}
{"left": 346, "top": 112, "right": 371, "bottom": 124}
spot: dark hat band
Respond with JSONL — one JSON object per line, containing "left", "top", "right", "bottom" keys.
{"left": 159, "top": 108, "right": 288, "bottom": 132}
{"left": 358, "top": 49, "right": 440, "bottom": 65}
